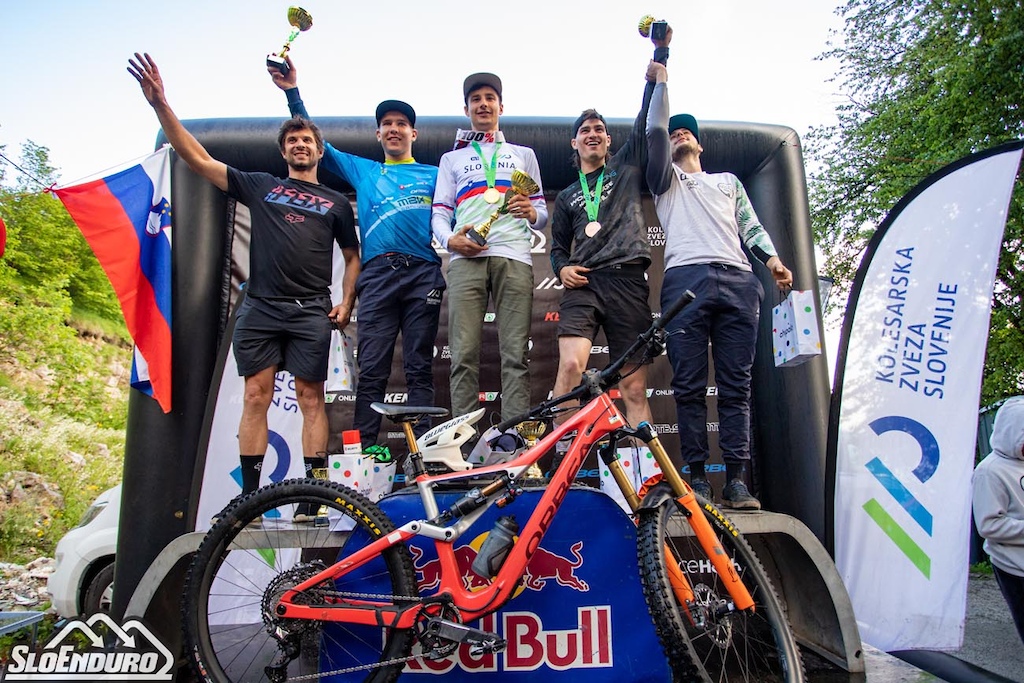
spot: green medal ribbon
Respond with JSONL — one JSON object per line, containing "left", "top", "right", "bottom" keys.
{"left": 471, "top": 141, "right": 503, "bottom": 192}
{"left": 578, "top": 169, "right": 605, "bottom": 223}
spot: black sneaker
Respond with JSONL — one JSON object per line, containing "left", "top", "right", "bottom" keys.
{"left": 721, "top": 479, "right": 761, "bottom": 511}
{"left": 690, "top": 477, "right": 713, "bottom": 501}
{"left": 292, "top": 502, "right": 318, "bottom": 523}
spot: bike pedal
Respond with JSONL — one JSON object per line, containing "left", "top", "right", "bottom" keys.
{"left": 426, "top": 617, "right": 506, "bottom": 653}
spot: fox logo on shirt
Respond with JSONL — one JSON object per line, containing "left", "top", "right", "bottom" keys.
{"left": 264, "top": 185, "right": 336, "bottom": 215}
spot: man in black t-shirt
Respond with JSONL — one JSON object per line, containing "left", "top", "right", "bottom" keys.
{"left": 549, "top": 30, "right": 669, "bottom": 434}
{"left": 129, "top": 54, "right": 359, "bottom": 516}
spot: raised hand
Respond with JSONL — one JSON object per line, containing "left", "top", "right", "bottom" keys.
{"left": 127, "top": 52, "right": 167, "bottom": 108}
{"left": 267, "top": 54, "right": 298, "bottom": 90}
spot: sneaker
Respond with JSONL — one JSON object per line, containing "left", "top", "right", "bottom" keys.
{"left": 292, "top": 502, "right": 318, "bottom": 524}
{"left": 690, "top": 476, "right": 713, "bottom": 501}
{"left": 721, "top": 479, "right": 761, "bottom": 511}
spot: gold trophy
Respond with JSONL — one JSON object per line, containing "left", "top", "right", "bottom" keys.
{"left": 310, "top": 467, "right": 330, "bottom": 527}
{"left": 468, "top": 170, "right": 540, "bottom": 246}
{"left": 638, "top": 14, "right": 668, "bottom": 40}
{"left": 267, "top": 6, "right": 313, "bottom": 76}
{"left": 516, "top": 420, "right": 547, "bottom": 479}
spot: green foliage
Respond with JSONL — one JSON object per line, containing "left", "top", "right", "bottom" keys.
{"left": 0, "top": 143, "right": 130, "bottom": 427}
{"left": 969, "top": 560, "right": 993, "bottom": 576}
{"left": 0, "top": 394, "right": 124, "bottom": 562}
{"left": 808, "top": 0, "right": 1024, "bottom": 404}
{"left": 0, "top": 141, "right": 130, "bottom": 562}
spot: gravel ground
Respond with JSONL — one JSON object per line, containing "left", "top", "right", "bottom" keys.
{"left": 948, "top": 572, "right": 1024, "bottom": 682}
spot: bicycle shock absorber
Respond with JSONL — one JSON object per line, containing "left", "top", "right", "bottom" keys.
{"left": 441, "top": 475, "right": 514, "bottom": 520}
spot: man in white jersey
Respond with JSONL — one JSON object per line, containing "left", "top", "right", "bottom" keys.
{"left": 646, "top": 76, "right": 792, "bottom": 510}
{"left": 431, "top": 73, "right": 548, "bottom": 422}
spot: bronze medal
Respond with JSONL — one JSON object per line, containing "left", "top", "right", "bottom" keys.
{"left": 585, "top": 221, "right": 602, "bottom": 237}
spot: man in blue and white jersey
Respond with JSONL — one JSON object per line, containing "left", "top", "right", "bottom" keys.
{"left": 270, "top": 56, "right": 445, "bottom": 447}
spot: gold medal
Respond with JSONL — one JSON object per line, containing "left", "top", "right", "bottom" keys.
{"left": 585, "top": 221, "right": 602, "bottom": 237}
{"left": 483, "top": 187, "right": 501, "bottom": 204}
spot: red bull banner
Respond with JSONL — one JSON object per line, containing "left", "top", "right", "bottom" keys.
{"left": 349, "top": 487, "right": 669, "bottom": 681}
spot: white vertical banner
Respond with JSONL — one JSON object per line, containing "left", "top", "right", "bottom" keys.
{"left": 832, "top": 142, "right": 1022, "bottom": 651}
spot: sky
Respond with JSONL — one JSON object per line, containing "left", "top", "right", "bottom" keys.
{"left": 0, "top": 0, "right": 846, "bottom": 186}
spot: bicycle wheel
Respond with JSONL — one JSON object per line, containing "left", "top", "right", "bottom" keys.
{"left": 183, "top": 479, "right": 417, "bottom": 683}
{"left": 637, "top": 496, "right": 803, "bottom": 683}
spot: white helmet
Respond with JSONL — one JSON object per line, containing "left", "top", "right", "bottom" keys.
{"left": 416, "top": 408, "right": 486, "bottom": 473}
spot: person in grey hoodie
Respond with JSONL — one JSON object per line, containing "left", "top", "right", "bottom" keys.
{"left": 973, "top": 395, "right": 1024, "bottom": 643}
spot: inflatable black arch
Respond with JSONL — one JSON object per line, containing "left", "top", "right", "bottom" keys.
{"left": 112, "top": 116, "right": 831, "bottom": 625}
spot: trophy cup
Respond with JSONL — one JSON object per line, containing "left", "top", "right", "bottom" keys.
{"left": 468, "top": 170, "right": 540, "bottom": 246}
{"left": 516, "top": 420, "right": 547, "bottom": 479}
{"left": 267, "top": 6, "right": 313, "bottom": 76}
{"left": 638, "top": 14, "right": 668, "bottom": 40}
{"left": 310, "top": 467, "right": 330, "bottom": 527}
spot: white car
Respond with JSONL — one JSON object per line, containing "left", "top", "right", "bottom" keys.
{"left": 47, "top": 484, "right": 120, "bottom": 617}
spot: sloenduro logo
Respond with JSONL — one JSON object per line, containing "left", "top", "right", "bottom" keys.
{"left": 2, "top": 614, "right": 174, "bottom": 681}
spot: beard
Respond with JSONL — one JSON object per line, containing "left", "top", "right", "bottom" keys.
{"left": 286, "top": 154, "right": 316, "bottom": 171}
{"left": 671, "top": 141, "right": 697, "bottom": 164}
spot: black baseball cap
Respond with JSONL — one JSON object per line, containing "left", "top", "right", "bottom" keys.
{"left": 375, "top": 100, "right": 416, "bottom": 127}
{"left": 573, "top": 109, "right": 607, "bottom": 136}
{"left": 463, "top": 73, "right": 502, "bottom": 102}
{"left": 668, "top": 113, "right": 699, "bottom": 142}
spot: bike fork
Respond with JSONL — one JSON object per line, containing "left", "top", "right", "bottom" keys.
{"left": 605, "top": 425, "right": 757, "bottom": 618}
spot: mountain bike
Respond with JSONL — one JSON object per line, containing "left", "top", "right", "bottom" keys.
{"left": 181, "top": 290, "right": 803, "bottom": 683}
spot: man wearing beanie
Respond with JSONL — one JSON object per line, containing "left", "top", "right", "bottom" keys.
{"left": 646, "top": 73, "right": 793, "bottom": 511}
{"left": 548, "top": 27, "right": 671, "bottom": 435}
{"left": 269, "top": 56, "right": 444, "bottom": 479}
{"left": 431, "top": 72, "right": 548, "bottom": 423}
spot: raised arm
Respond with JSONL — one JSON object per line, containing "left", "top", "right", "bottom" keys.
{"left": 267, "top": 55, "right": 358, "bottom": 184}
{"left": 127, "top": 53, "right": 228, "bottom": 191}
{"left": 267, "top": 55, "right": 311, "bottom": 119}
{"left": 645, "top": 72, "right": 673, "bottom": 196}
{"left": 622, "top": 26, "right": 672, "bottom": 163}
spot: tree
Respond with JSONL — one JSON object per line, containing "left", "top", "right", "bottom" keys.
{"left": 807, "top": 0, "right": 1024, "bottom": 404}
{"left": 0, "top": 142, "right": 129, "bottom": 426}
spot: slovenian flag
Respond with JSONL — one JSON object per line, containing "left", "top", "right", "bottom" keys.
{"left": 53, "top": 146, "right": 173, "bottom": 413}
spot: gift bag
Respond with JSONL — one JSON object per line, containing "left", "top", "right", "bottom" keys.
{"left": 327, "top": 452, "right": 373, "bottom": 496}
{"left": 771, "top": 289, "right": 822, "bottom": 367}
{"left": 327, "top": 452, "right": 396, "bottom": 502}
{"left": 599, "top": 448, "right": 663, "bottom": 514}
{"left": 325, "top": 329, "right": 357, "bottom": 394}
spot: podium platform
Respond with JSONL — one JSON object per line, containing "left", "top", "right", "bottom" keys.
{"left": 126, "top": 487, "right": 877, "bottom": 681}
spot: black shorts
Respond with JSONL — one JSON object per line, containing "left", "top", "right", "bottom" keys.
{"left": 557, "top": 266, "right": 653, "bottom": 364}
{"left": 232, "top": 294, "right": 333, "bottom": 381}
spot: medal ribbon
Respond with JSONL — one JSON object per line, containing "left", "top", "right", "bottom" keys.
{"left": 472, "top": 141, "right": 503, "bottom": 193}
{"left": 578, "top": 169, "right": 605, "bottom": 223}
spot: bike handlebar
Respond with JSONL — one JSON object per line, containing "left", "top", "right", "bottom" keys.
{"left": 494, "top": 289, "right": 696, "bottom": 433}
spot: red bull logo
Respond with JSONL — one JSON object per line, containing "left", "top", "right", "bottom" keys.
{"left": 523, "top": 542, "right": 588, "bottom": 592}
{"left": 410, "top": 538, "right": 589, "bottom": 594}
{"left": 404, "top": 607, "right": 613, "bottom": 674}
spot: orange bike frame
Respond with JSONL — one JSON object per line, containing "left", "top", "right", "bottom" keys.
{"left": 277, "top": 390, "right": 753, "bottom": 625}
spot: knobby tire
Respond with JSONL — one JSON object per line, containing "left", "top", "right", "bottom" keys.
{"left": 182, "top": 479, "right": 417, "bottom": 683}
{"left": 637, "top": 497, "right": 804, "bottom": 683}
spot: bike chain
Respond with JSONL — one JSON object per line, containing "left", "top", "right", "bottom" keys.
{"left": 273, "top": 589, "right": 440, "bottom": 682}
{"left": 284, "top": 651, "right": 423, "bottom": 682}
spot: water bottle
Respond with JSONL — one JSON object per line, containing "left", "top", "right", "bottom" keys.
{"left": 471, "top": 515, "right": 519, "bottom": 578}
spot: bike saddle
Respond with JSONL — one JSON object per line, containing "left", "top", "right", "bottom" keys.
{"left": 370, "top": 402, "right": 450, "bottom": 424}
